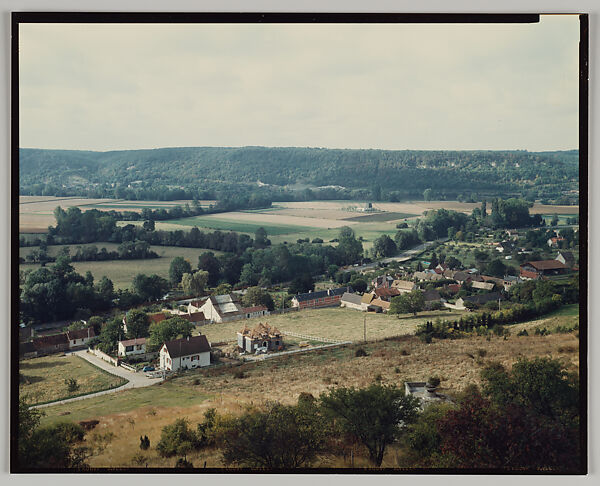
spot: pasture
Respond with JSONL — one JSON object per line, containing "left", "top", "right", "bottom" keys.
{"left": 196, "top": 307, "right": 467, "bottom": 344}
{"left": 20, "top": 245, "right": 221, "bottom": 290}
{"left": 19, "top": 354, "right": 127, "bottom": 406}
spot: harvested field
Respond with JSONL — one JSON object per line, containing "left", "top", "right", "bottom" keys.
{"left": 19, "top": 354, "right": 127, "bottom": 406}
{"left": 165, "top": 216, "right": 320, "bottom": 235}
{"left": 38, "top": 322, "right": 579, "bottom": 468}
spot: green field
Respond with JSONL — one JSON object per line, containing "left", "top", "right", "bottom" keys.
{"left": 166, "top": 216, "right": 316, "bottom": 235}
{"left": 20, "top": 245, "right": 223, "bottom": 290}
{"left": 342, "top": 211, "right": 417, "bottom": 222}
{"left": 20, "top": 354, "right": 128, "bottom": 406}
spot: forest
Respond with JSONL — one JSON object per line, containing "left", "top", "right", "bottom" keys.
{"left": 19, "top": 147, "right": 579, "bottom": 204}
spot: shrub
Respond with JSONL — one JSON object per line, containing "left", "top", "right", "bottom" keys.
{"left": 476, "top": 349, "right": 487, "bottom": 358}
{"left": 156, "top": 418, "right": 199, "bottom": 458}
{"left": 131, "top": 453, "right": 147, "bottom": 467}
{"left": 65, "top": 378, "right": 80, "bottom": 393}
{"left": 427, "top": 376, "right": 441, "bottom": 388}
{"left": 139, "top": 435, "right": 150, "bottom": 450}
{"left": 400, "top": 349, "right": 410, "bottom": 356}
{"left": 517, "top": 329, "right": 529, "bottom": 337}
{"left": 175, "top": 457, "right": 194, "bottom": 468}
{"left": 355, "top": 348, "right": 368, "bottom": 357}
{"left": 233, "top": 369, "right": 246, "bottom": 379}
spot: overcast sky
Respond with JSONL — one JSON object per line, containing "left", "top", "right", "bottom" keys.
{"left": 19, "top": 15, "right": 580, "bottom": 152}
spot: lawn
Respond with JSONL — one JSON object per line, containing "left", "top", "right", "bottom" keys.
{"left": 196, "top": 307, "right": 467, "bottom": 344}
{"left": 19, "top": 354, "right": 128, "bottom": 406}
{"left": 20, "top": 246, "right": 222, "bottom": 290}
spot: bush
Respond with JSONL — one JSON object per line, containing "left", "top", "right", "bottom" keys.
{"left": 355, "top": 348, "right": 368, "bottom": 357}
{"left": 65, "top": 378, "right": 80, "bottom": 393}
{"left": 139, "top": 435, "right": 150, "bottom": 450}
{"left": 427, "top": 376, "right": 441, "bottom": 388}
{"left": 175, "top": 457, "right": 194, "bottom": 468}
{"left": 477, "top": 349, "right": 487, "bottom": 358}
{"left": 233, "top": 369, "right": 246, "bottom": 379}
{"left": 156, "top": 418, "right": 199, "bottom": 458}
{"left": 517, "top": 329, "right": 529, "bottom": 337}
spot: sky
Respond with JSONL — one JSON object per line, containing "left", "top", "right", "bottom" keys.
{"left": 18, "top": 15, "right": 581, "bottom": 152}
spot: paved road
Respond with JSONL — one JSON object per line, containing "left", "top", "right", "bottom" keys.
{"left": 33, "top": 350, "right": 163, "bottom": 409}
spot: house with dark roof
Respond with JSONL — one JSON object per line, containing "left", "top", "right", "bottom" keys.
{"left": 32, "top": 333, "right": 70, "bottom": 356}
{"left": 520, "top": 260, "right": 569, "bottom": 279}
{"left": 180, "top": 311, "right": 207, "bottom": 324}
{"left": 372, "top": 287, "right": 401, "bottom": 302}
{"left": 123, "top": 312, "right": 167, "bottom": 334}
{"left": 454, "top": 291, "right": 504, "bottom": 310}
{"left": 237, "top": 323, "right": 283, "bottom": 353}
{"left": 159, "top": 335, "right": 211, "bottom": 371}
{"left": 66, "top": 327, "right": 96, "bottom": 350}
{"left": 291, "top": 286, "right": 353, "bottom": 309}
{"left": 422, "top": 289, "right": 444, "bottom": 309}
{"left": 340, "top": 292, "right": 365, "bottom": 311}
{"left": 371, "top": 275, "right": 394, "bottom": 289}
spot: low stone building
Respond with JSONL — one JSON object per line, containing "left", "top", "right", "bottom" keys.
{"left": 340, "top": 292, "right": 365, "bottom": 311}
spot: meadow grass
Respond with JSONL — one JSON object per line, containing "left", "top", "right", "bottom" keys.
{"left": 166, "top": 216, "right": 314, "bottom": 235}
{"left": 19, "top": 355, "right": 127, "bottom": 406}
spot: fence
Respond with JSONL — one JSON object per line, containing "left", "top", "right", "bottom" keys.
{"left": 119, "top": 362, "right": 137, "bottom": 372}
{"left": 89, "top": 348, "right": 119, "bottom": 366}
{"left": 243, "top": 340, "right": 352, "bottom": 362}
{"left": 281, "top": 331, "right": 345, "bottom": 344}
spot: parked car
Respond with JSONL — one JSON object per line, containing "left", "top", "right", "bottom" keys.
{"left": 142, "top": 366, "right": 155, "bottom": 372}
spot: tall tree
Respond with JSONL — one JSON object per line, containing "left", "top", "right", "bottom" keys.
{"left": 389, "top": 290, "right": 426, "bottom": 316}
{"left": 320, "top": 384, "right": 420, "bottom": 466}
{"left": 125, "top": 309, "right": 150, "bottom": 339}
{"left": 180, "top": 271, "right": 209, "bottom": 296}
{"left": 169, "top": 257, "right": 192, "bottom": 286}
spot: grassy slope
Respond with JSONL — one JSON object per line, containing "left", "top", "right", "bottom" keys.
{"left": 19, "top": 355, "right": 127, "bottom": 405}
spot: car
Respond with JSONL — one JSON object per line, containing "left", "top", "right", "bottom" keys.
{"left": 142, "top": 366, "right": 155, "bottom": 372}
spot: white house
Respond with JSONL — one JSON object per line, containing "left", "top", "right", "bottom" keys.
{"left": 66, "top": 327, "right": 96, "bottom": 350}
{"left": 159, "top": 335, "right": 211, "bottom": 371}
{"left": 198, "top": 294, "right": 269, "bottom": 323}
{"left": 340, "top": 292, "right": 365, "bottom": 311}
{"left": 118, "top": 337, "right": 147, "bottom": 357}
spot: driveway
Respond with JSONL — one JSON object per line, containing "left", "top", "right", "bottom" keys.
{"left": 33, "top": 349, "right": 163, "bottom": 409}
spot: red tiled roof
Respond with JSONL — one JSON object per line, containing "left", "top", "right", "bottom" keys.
{"left": 522, "top": 260, "right": 568, "bottom": 271}
{"left": 32, "top": 333, "right": 68, "bottom": 349}
{"left": 182, "top": 312, "right": 206, "bottom": 323}
{"left": 148, "top": 313, "right": 168, "bottom": 323}
{"left": 520, "top": 269, "right": 540, "bottom": 279}
{"left": 374, "top": 287, "right": 401, "bottom": 298}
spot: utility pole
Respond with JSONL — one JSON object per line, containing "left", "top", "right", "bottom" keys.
{"left": 364, "top": 316, "right": 366, "bottom": 343}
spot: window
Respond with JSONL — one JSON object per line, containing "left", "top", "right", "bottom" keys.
{"left": 126, "top": 345, "right": 133, "bottom": 352}
{"left": 192, "top": 355, "right": 198, "bottom": 361}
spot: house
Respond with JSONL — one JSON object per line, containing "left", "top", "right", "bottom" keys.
{"left": 556, "top": 251, "right": 576, "bottom": 269}
{"left": 445, "top": 283, "right": 461, "bottom": 294}
{"left": 123, "top": 311, "right": 167, "bottom": 334}
{"left": 66, "top": 327, "right": 96, "bottom": 350}
{"left": 372, "top": 287, "right": 401, "bottom": 302}
{"left": 413, "top": 271, "right": 443, "bottom": 282}
{"left": 479, "top": 275, "right": 504, "bottom": 287}
{"left": 159, "top": 335, "right": 211, "bottom": 371}
{"left": 118, "top": 337, "right": 147, "bottom": 357}
{"left": 291, "top": 286, "right": 353, "bottom": 309}
{"left": 31, "top": 333, "right": 70, "bottom": 356}
{"left": 237, "top": 322, "right": 283, "bottom": 353}
{"left": 471, "top": 281, "right": 495, "bottom": 291}
{"left": 434, "top": 263, "right": 449, "bottom": 275}
{"left": 240, "top": 305, "right": 270, "bottom": 319}
{"left": 187, "top": 298, "right": 208, "bottom": 314}
{"left": 361, "top": 293, "right": 375, "bottom": 307}
{"left": 520, "top": 260, "right": 569, "bottom": 280}
{"left": 340, "top": 292, "right": 365, "bottom": 311}
{"left": 371, "top": 275, "right": 394, "bottom": 289}
{"left": 369, "top": 298, "right": 390, "bottom": 313}
{"left": 495, "top": 241, "right": 515, "bottom": 253}
{"left": 422, "top": 289, "right": 443, "bottom": 309}
{"left": 454, "top": 292, "right": 504, "bottom": 310}
{"left": 547, "top": 236, "right": 566, "bottom": 248}
{"left": 391, "top": 279, "right": 417, "bottom": 293}
{"left": 180, "top": 311, "right": 207, "bottom": 324}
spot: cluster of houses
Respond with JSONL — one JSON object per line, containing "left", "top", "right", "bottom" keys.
{"left": 184, "top": 293, "right": 269, "bottom": 323}
{"left": 19, "top": 327, "right": 96, "bottom": 359}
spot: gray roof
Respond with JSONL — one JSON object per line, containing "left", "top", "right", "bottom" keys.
{"left": 163, "top": 335, "right": 211, "bottom": 358}
{"left": 294, "top": 286, "right": 353, "bottom": 303}
{"left": 341, "top": 292, "right": 363, "bottom": 305}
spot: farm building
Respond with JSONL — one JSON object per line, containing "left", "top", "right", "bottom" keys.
{"left": 66, "top": 327, "right": 96, "bottom": 349}
{"left": 371, "top": 275, "right": 394, "bottom": 289}
{"left": 31, "top": 333, "right": 70, "bottom": 356}
{"left": 197, "top": 294, "right": 270, "bottom": 323}
{"left": 237, "top": 323, "right": 284, "bottom": 353}
{"left": 369, "top": 298, "right": 390, "bottom": 313}
{"left": 413, "top": 271, "right": 443, "bottom": 282}
{"left": 371, "top": 287, "right": 401, "bottom": 302}
{"left": 180, "top": 311, "right": 207, "bottom": 324}
{"left": 422, "top": 289, "right": 443, "bottom": 309}
{"left": 454, "top": 292, "right": 504, "bottom": 310}
{"left": 159, "top": 335, "right": 211, "bottom": 371}
{"left": 19, "top": 341, "right": 37, "bottom": 359}
{"left": 471, "top": 281, "right": 495, "bottom": 291}
{"left": 291, "top": 286, "right": 353, "bottom": 309}
{"left": 519, "top": 260, "right": 569, "bottom": 280}
{"left": 340, "top": 292, "right": 365, "bottom": 311}
{"left": 118, "top": 337, "right": 147, "bottom": 357}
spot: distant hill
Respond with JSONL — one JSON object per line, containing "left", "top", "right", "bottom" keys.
{"left": 19, "top": 146, "right": 579, "bottom": 202}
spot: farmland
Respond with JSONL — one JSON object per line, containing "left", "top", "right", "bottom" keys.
{"left": 19, "top": 354, "right": 128, "bottom": 406}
